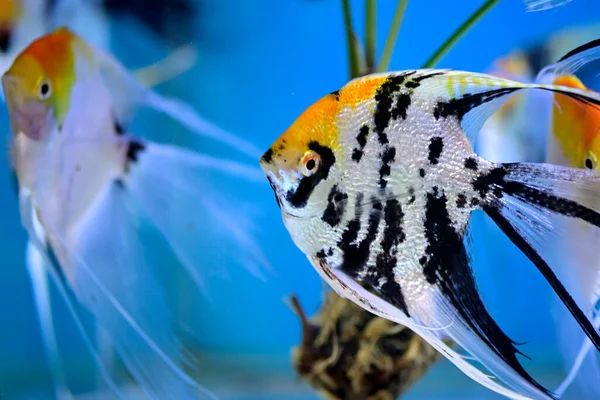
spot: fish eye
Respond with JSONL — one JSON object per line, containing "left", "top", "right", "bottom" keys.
{"left": 584, "top": 151, "right": 597, "bottom": 170}
{"left": 300, "top": 150, "right": 320, "bottom": 177}
{"left": 37, "top": 80, "right": 51, "bottom": 100}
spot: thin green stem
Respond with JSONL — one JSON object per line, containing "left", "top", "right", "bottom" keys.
{"left": 422, "top": 0, "right": 499, "bottom": 69}
{"left": 376, "top": 0, "right": 408, "bottom": 73}
{"left": 342, "top": 0, "right": 361, "bottom": 79}
{"left": 365, "top": 0, "right": 377, "bottom": 72}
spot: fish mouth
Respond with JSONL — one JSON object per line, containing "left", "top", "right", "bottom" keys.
{"left": 263, "top": 168, "right": 283, "bottom": 210}
{"left": 2, "top": 74, "right": 50, "bottom": 140}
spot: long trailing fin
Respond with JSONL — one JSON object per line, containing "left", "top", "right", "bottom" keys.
{"left": 25, "top": 240, "right": 72, "bottom": 400}
{"left": 479, "top": 162, "right": 600, "bottom": 355}
{"left": 122, "top": 140, "right": 271, "bottom": 288}
{"left": 92, "top": 47, "right": 262, "bottom": 158}
{"left": 133, "top": 44, "right": 198, "bottom": 88}
{"left": 19, "top": 191, "right": 126, "bottom": 400}
{"left": 523, "top": 0, "right": 573, "bottom": 12}
{"left": 556, "top": 311, "right": 600, "bottom": 398}
{"left": 311, "top": 255, "right": 547, "bottom": 400}
{"left": 537, "top": 38, "right": 600, "bottom": 82}
{"left": 538, "top": 37, "right": 600, "bottom": 398}
{"left": 39, "top": 182, "right": 218, "bottom": 400}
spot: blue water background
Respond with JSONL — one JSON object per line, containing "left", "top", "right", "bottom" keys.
{"left": 0, "top": 0, "right": 599, "bottom": 398}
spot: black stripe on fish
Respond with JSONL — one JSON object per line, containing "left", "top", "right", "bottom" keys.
{"left": 330, "top": 90, "right": 341, "bottom": 101}
{"left": 261, "top": 148, "right": 274, "bottom": 164}
{"left": 412, "top": 70, "right": 447, "bottom": 84}
{"left": 0, "top": 28, "right": 12, "bottom": 53}
{"left": 322, "top": 185, "right": 348, "bottom": 227}
{"left": 114, "top": 120, "right": 125, "bottom": 136}
{"left": 539, "top": 88, "right": 600, "bottom": 109}
{"left": 352, "top": 124, "right": 370, "bottom": 163}
{"left": 475, "top": 163, "right": 600, "bottom": 355}
{"left": 126, "top": 140, "right": 146, "bottom": 164}
{"left": 405, "top": 71, "right": 447, "bottom": 89}
{"left": 433, "top": 88, "right": 520, "bottom": 121}
{"left": 374, "top": 198, "right": 409, "bottom": 315}
{"left": 428, "top": 137, "right": 444, "bottom": 165}
{"left": 502, "top": 181, "right": 600, "bottom": 226}
{"left": 373, "top": 71, "right": 416, "bottom": 144}
{"left": 422, "top": 187, "right": 553, "bottom": 398}
{"left": 485, "top": 205, "right": 600, "bottom": 373}
{"left": 558, "top": 38, "right": 600, "bottom": 62}
{"left": 339, "top": 197, "right": 382, "bottom": 279}
{"left": 391, "top": 93, "right": 411, "bottom": 120}
{"left": 456, "top": 193, "right": 468, "bottom": 208}
{"left": 286, "top": 141, "right": 336, "bottom": 209}
{"left": 471, "top": 167, "right": 506, "bottom": 199}
{"left": 464, "top": 157, "right": 478, "bottom": 171}
{"left": 408, "top": 187, "right": 416, "bottom": 205}
{"left": 379, "top": 147, "right": 396, "bottom": 189}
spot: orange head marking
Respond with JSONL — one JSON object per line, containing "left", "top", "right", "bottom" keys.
{"left": 260, "top": 74, "right": 391, "bottom": 216}
{"left": 260, "top": 90, "right": 349, "bottom": 217}
{"left": 2, "top": 27, "right": 79, "bottom": 139}
{"left": 552, "top": 75, "right": 600, "bottom": 169}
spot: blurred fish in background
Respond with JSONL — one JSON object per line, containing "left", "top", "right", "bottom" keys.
{"left": 0, "top": 0, "right": 271, "bottom": 399}
{"left": 535, "top": 42, "right": 600, "bottom": 400}
{"left": 476, "top": 22, "right": 600, "bottom": 400}
{"left": 2, "top": 27, "right": 269, "bottom": 399}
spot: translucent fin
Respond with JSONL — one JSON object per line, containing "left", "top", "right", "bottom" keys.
{"left": 309, "top": 256, "right": 543, "bottom": 400}
{"left": 93, "top": 48, "right": 262, "bottom": 158}
{"left": 556, "top": 312, "right": 600, "bottom": 398}
{"left": 37, "top": 183, "right": 217, "bottom": 400}
{"left": 523, "top": 0, "right": 573, "bottom": 12}
{"left": 133, "top": 45, "right": 198, "bottom": 88}
{"left": 25, "top": 240, "right": 72, "bottom": 400}
{"left": 19, "top": 190, "right": 126, "bottom": 400}
{"left": 123, "top": 141, "right": 270, "bottom": 287}
{"left": 405, "top": 69, "right": 600, "bottom": 145}
{"left": 481, "top": 162, "right": 600, "bottom": 398}
{"left": 537, "top": 38, "right": 600, "bottom": 82}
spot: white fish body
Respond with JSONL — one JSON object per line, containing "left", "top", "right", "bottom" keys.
{"left": 262, "top": 65, "right": 600, "bottom": 399}
{"left": 4, "top": 28, "right": 267, "bottom": 399}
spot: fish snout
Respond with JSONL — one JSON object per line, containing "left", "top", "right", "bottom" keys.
{"left": 2, "top": 74, "right": 50, "bottom": 141}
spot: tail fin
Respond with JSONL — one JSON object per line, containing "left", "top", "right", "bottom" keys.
{"left": 478, "top": 162, "right": 600, "bottom": 363}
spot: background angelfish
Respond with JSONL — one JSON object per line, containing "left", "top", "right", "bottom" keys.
{"left": 3, "top": 27, "right": 268, "bottom": 399}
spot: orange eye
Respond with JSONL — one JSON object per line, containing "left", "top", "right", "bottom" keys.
{"left": 300, "top": 150, "right": 320, "bottom": 176}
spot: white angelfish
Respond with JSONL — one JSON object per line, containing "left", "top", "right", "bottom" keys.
{"left": 3, "top": 27, "right": 267, "bottom": 399}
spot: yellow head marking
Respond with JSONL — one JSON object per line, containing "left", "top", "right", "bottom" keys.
{"left": 5, "top": 27, "right": 78, "bottom": 125}
{"left": 552, "top": 75, "right": 600, "bottom": 169}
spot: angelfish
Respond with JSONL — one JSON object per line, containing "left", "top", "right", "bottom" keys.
{"left": 533, "top": 39, "right": 600, "bottom": 399}
{"left": 3, "top": 27, "right": 267, "bottom": 399}
{"left": 260, "top": 43, "right": 600, "bottom": 399}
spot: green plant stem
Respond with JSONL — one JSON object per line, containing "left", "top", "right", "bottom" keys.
{"left": 365, "top": 0, "right": 377, "bottom": 72}
{"left": 342, "top": 0, "right": 361, "bottom": 79}
{"left": 376, "top": 0, "right": 408, "bottom": 73}
{"left": 422, "top": 0, "right": 499, "bottom": 68}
